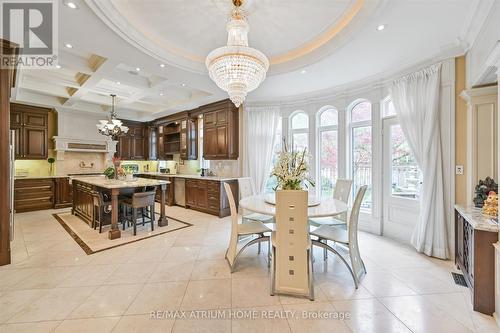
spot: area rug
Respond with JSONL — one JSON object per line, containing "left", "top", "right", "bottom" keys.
{"left": 53, "top": 211, "right": 192, "bottom": 254}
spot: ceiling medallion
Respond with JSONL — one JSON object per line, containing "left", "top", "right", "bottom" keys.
{"left": 206, "top": 0, "right": 269, "bottom": 107}
{"left": 96, "top": 94, "right": 129, "bottom": 140}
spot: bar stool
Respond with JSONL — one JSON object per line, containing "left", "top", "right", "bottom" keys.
{"left": 121, "top": 190, "right": 156, "bottom": 235}
{"left": 90, "top": 191, "right": 111, "bottom": 233}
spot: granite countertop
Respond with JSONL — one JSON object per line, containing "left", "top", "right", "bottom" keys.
{"left": 137, "top": 172, "right": 239, "bottom": 182}
{"left": 15, "top": 175, "right": 72, "bottom": 179}
{"left": 455, "top": 204, "right": 499, "bottom": 232}
{"left": 71, "top": 177, "right": 169, "bottom": 189}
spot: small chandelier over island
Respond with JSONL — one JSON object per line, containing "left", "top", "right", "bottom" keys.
{"left": 206, "top": 0, "right": 269, "bottom": 107}
{"left": 96, "top": 94, "right": 129, "bottom": 140}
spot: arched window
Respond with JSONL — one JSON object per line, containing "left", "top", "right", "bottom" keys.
{"left": 290, "top": 111, "right": 309, "bottom": 152}
{"left": 349, "top": 100, "right": 372, "bottom": 209}
{"left": 317, "top": 107, "right": 338, "bottom": 197}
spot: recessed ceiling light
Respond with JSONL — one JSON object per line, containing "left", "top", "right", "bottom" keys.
{"left": 64, "top": 43, "right": 73, "bottom": 48}
{"left": 116, "top": 81, "right": 121, "bottom": 85}
{"left": 181, "top": 83, "right": 187, "bottom": 87}
{"left": 159, "top": 63, "right": 165, "bottom": 68}
{"left": 376, "top": 24, "right": 386, "bottom": 31}
{"left": 65, "top": 2, "right": 77, "bottom": 9}
{"left": 300, "top": 69, "right": 307, "bottom": 74}
{"left": 159, "top": 92, "right": 164, "bottom": 96}
{"left": 55, "top": 65, "right": 61, "bottom": 69}
{"left": 135, "top": 67, "right": 141, "bottom": 72}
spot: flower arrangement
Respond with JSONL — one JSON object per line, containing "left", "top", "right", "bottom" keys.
{"left": 271, "top": 141, "right": 315, "bottom": 191}
{"left": 473, "top": 177, "right": 498, "bottom": 208}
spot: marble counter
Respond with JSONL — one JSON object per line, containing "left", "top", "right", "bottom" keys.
{"left": 455, "top": 204, "right": 499, "bottom": 232}
{"left": 15, "top": 175, "right": 71, "bottom": 179}
{"left": 71, "top": 177, "right": 169, "bottom": 189}
{"left": 137, "top": 172, "right": 239, "bottom": 182}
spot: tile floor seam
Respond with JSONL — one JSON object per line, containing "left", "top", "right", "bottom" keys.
{"left": 373, "top": 296, "right": 418, "bottom": 333}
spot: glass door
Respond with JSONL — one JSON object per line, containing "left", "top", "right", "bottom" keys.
{"left": 382, "top": 117, "right": 422, "bottom": 242}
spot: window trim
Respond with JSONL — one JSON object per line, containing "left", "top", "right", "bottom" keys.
{"left": 317, "top": 106, "right": 339, "bottom": 197}
{"left": 348, "top": 99, "right": 373, "bottom": 211}
{"left": 289, "top": 111, "right": 309, "bottom": 151}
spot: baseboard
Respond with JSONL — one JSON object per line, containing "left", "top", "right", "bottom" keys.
{"left": 494, "top": 312, "right": 500, "bottom": 328}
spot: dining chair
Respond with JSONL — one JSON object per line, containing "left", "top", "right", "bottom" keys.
{"left": 309, "top": 179, "right": 352, "bottom": 227}
{"left": 310, "top": 185, "right": 367, "bottom": 288}
{"left": 238, "top": 177, "right": 275, "bottom": 254}
{"left": 270, "top": 190, "right": 314, "bottom": 300}
{"left": 223, "top": 182, "right": 271, "bottom": 273}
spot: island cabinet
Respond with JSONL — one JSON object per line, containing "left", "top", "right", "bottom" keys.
{"left": 14, "top": 178, "right": 54, "bottom": 213}
{"left": 202, "top": 99, "right": 239, "bottom": 160}
{"left": 185, "top": 179, "right": 238, "bottom": 218}
{"left": 455, "top": 206, "right": 499, "bottom": 315}
{"left": 137, "top": 174, "right": 175, "bottom": 206}
{"left": 10, "top": 103, "right": 50, "bottom": 160}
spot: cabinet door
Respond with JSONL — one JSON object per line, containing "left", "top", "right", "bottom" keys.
{"left": 185, "top": 182, "right": 196, "bottom": 206}
{"left": 23, "top": 112, "right": 47, "bottom": 127}
{"left": 54, "top": 177, "right": 72, "bottom": 207}
{"left": 195, "top": 186, "right": 208, "bottom": 208}
{"left": 147, "top": 127, "right": 157, "bottom": 160}
{"left": 204, "top": 112, "right": 217, "bottom": 126}
{"left": 133, "top": 137, "right": 145, "bottom": 160}
{"left": 204, "top": 126, "right": 217, "bottom": 159}
{"left": 23, "top": 127, "right": 47, "bottom": 159}
{"left": 118, "top": 136, "right": 132, "bottom": 159}
{"left": 216, "top": 110, "right": 228, "bottom": 124}
{"left": 216, "top": 125, "right": 228, "bottom": 157}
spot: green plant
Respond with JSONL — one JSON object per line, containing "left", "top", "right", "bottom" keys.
{"left": 270, "top": 140, "right": 315, "bottom": 191}
{"left": 473, "top": 177, "right": 498, "bottom": 208}
{"left": 103, "top": 167, "right": 115, "bottom": 180}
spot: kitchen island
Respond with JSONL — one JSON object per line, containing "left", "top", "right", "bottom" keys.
{"left": 71, "top": 177, "right": 170, "bottom": 240}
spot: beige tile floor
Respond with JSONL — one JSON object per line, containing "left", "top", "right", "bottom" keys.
{"left": 1, "top": 207, "right": 499, "bottom": 333}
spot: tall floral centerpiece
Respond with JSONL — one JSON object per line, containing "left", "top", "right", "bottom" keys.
{"left": 271, "top": 142, "right": 315, "bottom": 191}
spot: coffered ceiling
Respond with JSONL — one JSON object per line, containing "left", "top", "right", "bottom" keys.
{"left": 12, "top": 0, "right": 484, "bottom": 120}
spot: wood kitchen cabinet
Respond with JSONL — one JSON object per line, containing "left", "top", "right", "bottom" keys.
{"left": 455, "top": 207, "right": 499, "bottom": 315}
{"left": 116, "top": 121, "right": 146, "bottom": 160}
{"left": 10, "top": 103, "right": 50, "bottom": 160}
{"left": 54, "top": 177, "right": 73, "bottom": 209}
{"left": 14, "top": 178, "right": 54, "bottom": 212}
{"left": 185, "top": 178, "right": 238, "bottom": 217}
{"left": 202, "top": 99, "right": 239, "bottom": 160}
{"left": 180, "top": 118, "right": 197, "bottom": 160}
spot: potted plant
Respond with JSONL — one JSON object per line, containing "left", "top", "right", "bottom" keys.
{"left": 473, "top": 177, "right": 498, "bottom": 208}
{"left": 47, "top": 157, "right": 55, "bottom": 175}
{"left": 103, "top": 167, "right": 115, "bottom": 180}
{"left": 271, "top": 141, "right": 315, "bottom": 191}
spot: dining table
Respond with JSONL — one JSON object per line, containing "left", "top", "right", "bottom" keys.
{"left": 239, "top": 193, "right": 348, "bottom": 219}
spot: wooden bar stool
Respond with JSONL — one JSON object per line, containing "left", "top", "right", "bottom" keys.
{"left": 121, "top": 190, "right": 156, "bottom": 235}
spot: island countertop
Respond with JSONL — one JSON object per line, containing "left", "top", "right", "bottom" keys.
{"left": 71, "top": 177, "right": 170, "bottom": 189}
{"left": 137, "top": 172, "right": 238, "bottom": 182}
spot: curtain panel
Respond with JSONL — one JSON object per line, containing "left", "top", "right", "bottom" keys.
{"left": 389, "top": 63, "right": 450, "bottom": 259}
{"left": 243, "top": 105, "right": 280, "bottom": 194}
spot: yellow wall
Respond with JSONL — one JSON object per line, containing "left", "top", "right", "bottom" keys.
{"left": 455, "top": 56, "right": 467, "bottom": 205}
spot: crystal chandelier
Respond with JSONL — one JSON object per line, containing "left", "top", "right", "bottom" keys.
{"left": 206, "top": 0, "right": 269, "bottom": 107}
{"left": 96, "top": 94, "right": 129, "bottom": 140}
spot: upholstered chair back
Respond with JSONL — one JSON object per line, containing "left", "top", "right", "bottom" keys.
{"left": 274, "top": 190, "right": 310, "bottom": 296}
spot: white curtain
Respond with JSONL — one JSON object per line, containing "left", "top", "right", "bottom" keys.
{"left": 389, "top": 63, "right": 449, "bottom": 259}
{"left": 243, "top": 106, "right": 280, "bottom": 194}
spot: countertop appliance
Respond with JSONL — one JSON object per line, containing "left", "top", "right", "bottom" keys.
{"left": 9, "top": 131, "right": 15, "bottom": 241}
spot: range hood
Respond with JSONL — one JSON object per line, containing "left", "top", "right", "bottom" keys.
{"left": 53, "top": 136, "right": 115, "bottom": 153}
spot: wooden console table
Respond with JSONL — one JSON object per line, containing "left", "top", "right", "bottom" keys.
{"left": 455, "top": 205, "right": 499, "bottom": 315}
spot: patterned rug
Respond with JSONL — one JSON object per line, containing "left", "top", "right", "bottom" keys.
{"left": 53, "top": 211, "right": 192, "bottom": 254}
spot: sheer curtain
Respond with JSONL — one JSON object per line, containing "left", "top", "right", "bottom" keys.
{"left": 243, "top": 106, "right": 280, "bottom": 194}
{"left": 389, "top": 63, "right": 449, "bottom": 259}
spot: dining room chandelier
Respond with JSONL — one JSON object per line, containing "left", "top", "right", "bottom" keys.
{"left": 206, "top": 0, "right": 269, "bottom": 107}
{"left": 96, "top": 94, "right": 129, "bottom": 140}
